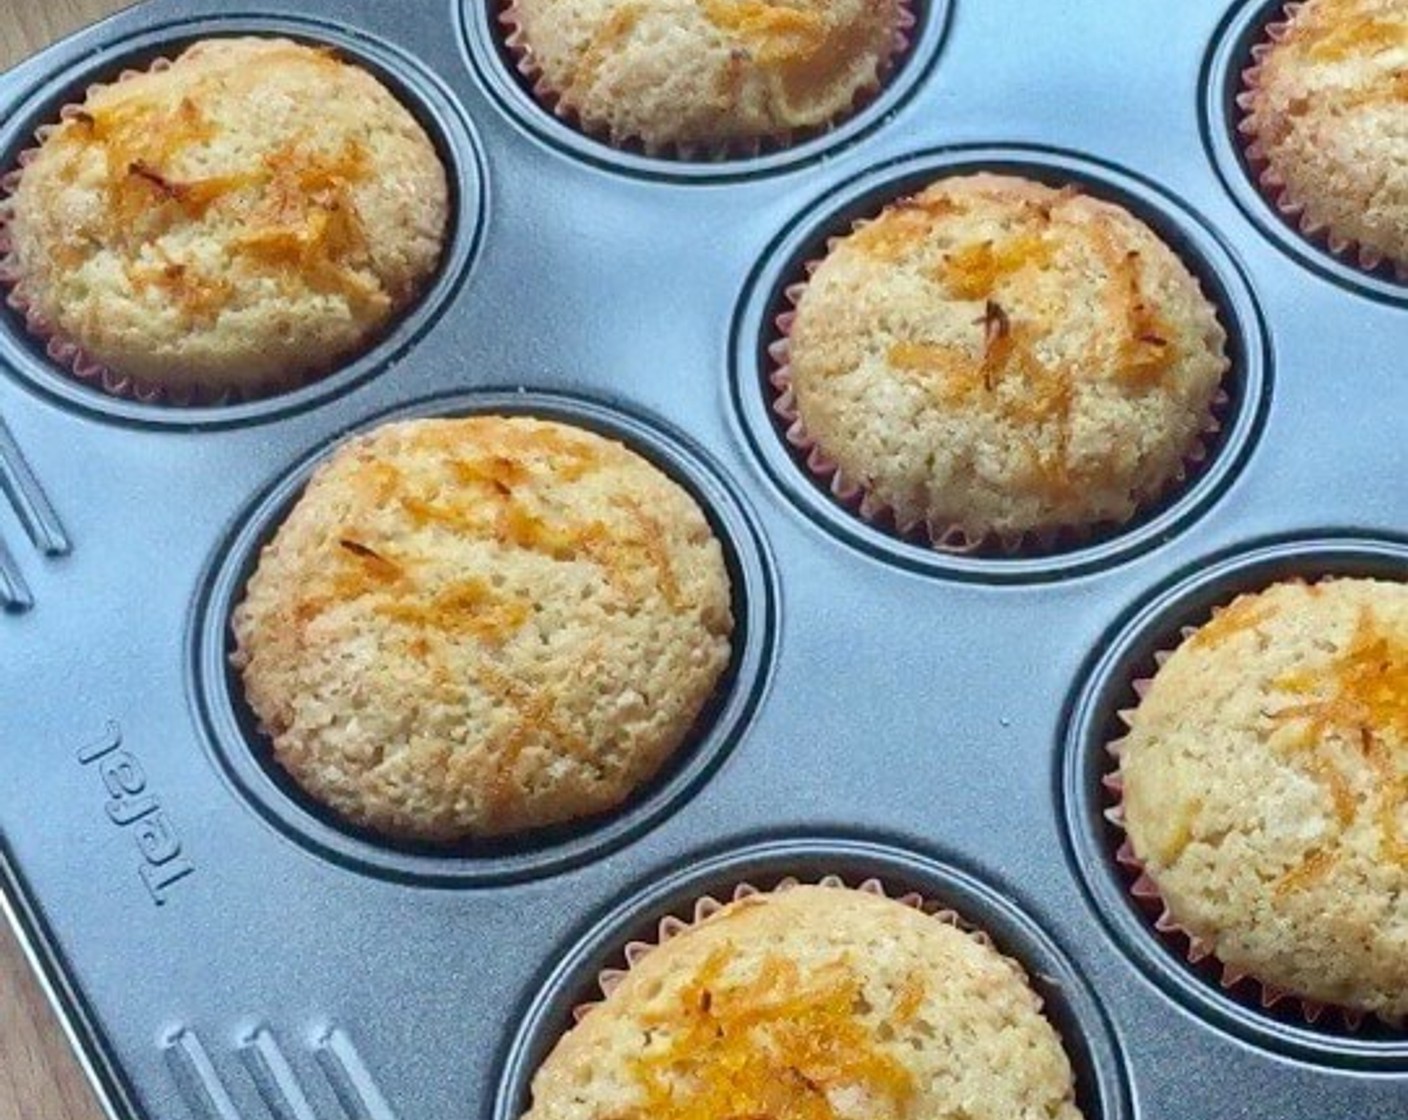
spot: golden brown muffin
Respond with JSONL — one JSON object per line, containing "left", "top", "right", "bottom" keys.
{"left": 784, "top": 173, "right": 1228, "bottom": 544}
{"left": 1120, "top": 578, "right": 1408, "bottom": 1022}
{"left": 507, "top": 0, "right": 907, "bottom": 151}
{"left": 231, "top": 416, "right": 734, "bottom": 842}
{"left": 1242, "top": 0, "right": 1408, "bottom": 270}
{"left": 3, "top": 38, "right": 448, "bottom": 397}
{"left": 523, "top": 886, "right": 1084, "bottom": 1120}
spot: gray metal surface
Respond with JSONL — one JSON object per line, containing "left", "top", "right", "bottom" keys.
{"left": 1, "top": 1, "right": 1405, "bottom": 1118}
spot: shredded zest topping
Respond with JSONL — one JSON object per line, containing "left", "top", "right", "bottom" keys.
{"left": 568, "top": 2, "right": 882, "bottom": 105}
{"left": 624, "top": 948, "right": 919, "bottom": 1120}
{"left": 569, "top": 5, "right": 644, "bottom": 95}
{"left": 289, "top": 426, "right": 698, "bottom": 828}
{"left": 1278, "top": 4, "right": 1408, "bottom": 107}
{"left": 934, "top": 233, "right": 1054, "bottom": 300}
{"left": 1272, "top": 608, "right": 1408, "bottom": 874}
{"left": 1301, "top": 12, "right": 1407, "bottom": 63}
{"left": 857, "top": 186, "right": 1185, "bottom": 498}
{"left": 701, "top": 0, "right": 830, "bottom": 60}
{"left": 52, "top": 64, "right": 383, "bottom": 325}
{"left": 1186, "top": 594, "right": 1277, "bottom": 650}
{"left": 294, "top": 434, "right": 680, "bottom": 650}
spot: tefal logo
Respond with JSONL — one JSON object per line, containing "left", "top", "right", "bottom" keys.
{"left": 77, "top": 722, "right": 195, "bottom": 905}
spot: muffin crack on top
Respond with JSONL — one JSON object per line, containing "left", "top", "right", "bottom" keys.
{"left": 522, "top": 886, "right": 1085, "bottom": 1120}
{"left": 232, "top": 416, "right": 734, "bottom": 842}
{"left": 505, "top": 0, "right": 910, "bottom": 152}
{"left": 1118, "top": 577, "right": 1408, "bottom": 1023}
{"left": 0, "top": 37, "right": 450, "bottom": 399}
{"left": 1241, "top": 0, "right": 1408, "bottom": 273}
{"left": 780, "top": 173, "right": 1229, "bottom": 548}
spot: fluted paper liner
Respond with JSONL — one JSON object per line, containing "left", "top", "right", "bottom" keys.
{"left": 1103, "top": 616, "right": 1372, "bottom": 1030}
{"left": 0, "top": 50, "right": 383, "bottom": 406}
{"left": 1236, "top": 1, "right": 1408, "bottom": 281}
{"left": 768, "top": 238, "right": 1229, "bottom": 557}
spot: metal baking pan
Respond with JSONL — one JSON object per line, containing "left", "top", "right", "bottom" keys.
{"left": 2, "top": 1, "right": 1405, "bottom": 1117}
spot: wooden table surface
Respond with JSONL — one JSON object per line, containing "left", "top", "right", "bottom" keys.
{"left": 1, "top": 3, "right": 134, "bottom": 1115}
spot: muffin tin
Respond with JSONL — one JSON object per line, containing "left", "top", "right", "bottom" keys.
{"left": 1, "top": 1, "right": 1405, "bottom": 1118}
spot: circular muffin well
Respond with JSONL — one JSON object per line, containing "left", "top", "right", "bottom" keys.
{"left": 1112, "top": 580, "right": 1408, "bottom": 1027}
{"left": 734, "top": 148, "right": 1268, "bottom": 581}
{"left": 193, "top": 393, "right": 775, "bottom": 886}
{"left": 1202, "top": 0, "right": 1408, "bottom": 302}
{"left": 1238, "top": 1, "right": 1408, "bottom": 279}
{"left": 232, "top": 416, "right": 736, "bottom": 844}
{"left": 775, "top": 174, "right": 1229, "bottom": 553}
{"left": 498, "top": 0, "right": 914, "bottom": 158}
{"left": 1061, "top": 536, "right": 1408, "bottom": 1066}
{"left": 0, "top": 19, "right": 483, "bottom": 426}
{"left": 494, "top": 838, "right": 1132, "bottom": 1120}
{"left": 462, "top": 0, "right": 952, "bottom": 179}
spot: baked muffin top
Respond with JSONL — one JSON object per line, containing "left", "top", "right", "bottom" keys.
{"left": 510, "top": 0, "right": 906, "bottom": 151}
{"left": 1121, "top": 578, "right": 1408, "bottom": 1021}
{"left": 231, "top": 416, "right": 734, "bottom": 842}
{"left": 524, "top": 886, "right": 1084, "bottom": 1120}
{"left": 5, "top": 37, "right": 448, "bottom": 395}
{"left": 785, "top": 173, "right": 1228, "bottom": 541}
{"left": 1243, "top": 0, "right": 1408, "bottom": 266}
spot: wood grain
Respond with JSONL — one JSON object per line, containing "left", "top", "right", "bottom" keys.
{"left": 0, "top": 0, "right": 134, "bottom": 72}
{"left": 1, "top": 1, "right": 132, "bottom": 1116}
{"left": 0, "top": 930, "right": 104, "bottom": 1120}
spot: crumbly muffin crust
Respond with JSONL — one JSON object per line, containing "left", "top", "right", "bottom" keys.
{"left": 524, "top": 886, "right": 1084, "bottom": 1120}
{"left": 231, "top": 416, "right": 734, "bottom": 841}
{"left": 1243, "top": 0, "right": 1408, "bottom": 268}
{"left": 5, "top": 37, "right": 448, "bottom": 395}
{"left": 785, "top": 173, "right": 1228, "bottom": 541}
{"left": 509, "top": 0, "right": 906, "bottom": 151}
{"left": 1121, "top": 578, "right": 1408, "bottom": 1021}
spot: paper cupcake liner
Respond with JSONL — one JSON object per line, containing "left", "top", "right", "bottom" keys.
{"left": 768, "top": 251, "right": 1229, "bottom": 557}
{"left": 1235, "top": 2, "right": 1408, "bottom": 282}
{"left": 1101, "top": 623, "right": 1370, "bottom": 1031}
{"left": 0, "top": 52, "right": 343, "bottom": 407}
{"left": 496, "top": 1, "right": 916, "bottom": 161}
{"left": 572, "top": 873, "right": 1016, "bottom": 1024}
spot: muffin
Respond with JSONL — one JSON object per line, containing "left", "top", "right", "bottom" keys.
{"left": 503, "top": 0, "right": 910, "bottom": 153}
{"left": 230, "top": 416, "right": 734, "bottom": 842}
{"left": 523, "top": 885, "right": 1084, "bottom": 1120}
{"left": 780, "top": 173, "right": 1229, "bottom": 547}
{"left": 0, "top": 37, "right": 449, "bottom": 400}
{"left": 1240, "top": 0, "right": 1408, "bottom": 272}
{"left": 1119, "top": 578, "right": 1408, "bottom": 1022}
